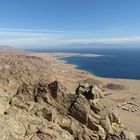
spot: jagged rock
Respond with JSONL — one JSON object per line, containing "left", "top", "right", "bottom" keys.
{"left": 69, "top": 94, "right": 90, "bottom": 124}
{"left": 48, "top": 81, "right": 66, "bottom": 102}
{"left": 6, "top": 80, "right": 137, "bottom": 140}
{"left": 98, "top": 125, "right": 106, "bottom": 140}
{"left": 49, "top": 81, "right": 59, "bottom": 99}
{"left": 90, "top": 98, "right": 120, "bottom": 135}
{"left": 34, "top": 82, "right": 49, "bottom": 103}
{"left": 87, "top": 111, "right": 106, "bottom": 139}
{"left": 55, "top": 114, "right": 83, "bottom": 138}
{"left": 88, "top": 110, "right": 100, "bottom": 131}
{"left": 76, "top": 83, "right": 103, "bottom": 100}
{"left": 109, "top": 109, "right": 121, "bottom": 125}
{"left": 82, "top": 127, "right": 99, "bottom": 140}
{"left": 76, "top": 83, "right": 94, "bottom": 100}
{"left": 92, "top": 85, "right": 103, "bottom": 99}
{"left": 0, "top": 80, "right": 136, "bottom": 140}
{"left": 31, "top": 103, "right": 58, "bottom": 122}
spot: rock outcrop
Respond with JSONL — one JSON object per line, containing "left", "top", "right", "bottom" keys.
{"left": 0, "top": 50, "right": 137, "bottom": 140}
{"left": 0, "top": 80, "right": 137, "bottom": 140}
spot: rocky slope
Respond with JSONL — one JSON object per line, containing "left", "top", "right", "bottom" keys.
{"left": 0, "top": 48, "right": 137, "bottom": 140}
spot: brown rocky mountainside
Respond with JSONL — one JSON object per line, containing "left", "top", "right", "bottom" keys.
{"left": 0, "top": 48, "right": 137, "bottom": 140}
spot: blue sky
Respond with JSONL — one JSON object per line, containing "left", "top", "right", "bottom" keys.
{"left": 0, "top": 0, "right": 140, "bottom": 48}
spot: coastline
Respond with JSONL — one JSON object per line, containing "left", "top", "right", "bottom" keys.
{"left": 46, "top": 52, "right": 140, "bottom": 81}
{"left": 29, "top": 52, "right": 140, "bottom": 135}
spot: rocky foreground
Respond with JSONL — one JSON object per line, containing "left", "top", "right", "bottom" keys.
{"left": 0, "top": 48, "right": 137, "bottom": 140}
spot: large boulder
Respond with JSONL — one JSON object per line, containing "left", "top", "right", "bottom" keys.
{"left": 55, "top": 114, "right": 83, "bottom": 138}
{"left": 75, "top": 83, "right": 103, "bottom": 100}
{"left": 69, "top": 94, "right": 90, "bottom": 124}
{"left": 88, "top": 111, "right": 106, "bottom": 139}
{"left": 76, "top": 83, "right": 94, "bottom": 100}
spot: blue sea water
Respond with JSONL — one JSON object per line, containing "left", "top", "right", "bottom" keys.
{"left": 26, "top": 47, "right": 140, "bottom": 80}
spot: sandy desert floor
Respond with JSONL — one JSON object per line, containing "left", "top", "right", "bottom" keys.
{"left": 29, "top": 52, "right": 140, "bottom": 136}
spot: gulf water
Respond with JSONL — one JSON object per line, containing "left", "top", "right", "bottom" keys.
{"left": 26, "top": 47, "right": 140, "bottom": 80}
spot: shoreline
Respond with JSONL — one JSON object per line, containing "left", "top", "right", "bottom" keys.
{"left": 55, "top": 53, "right": 140, "bottom": 81}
